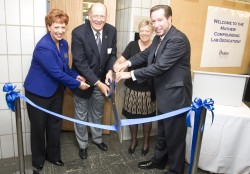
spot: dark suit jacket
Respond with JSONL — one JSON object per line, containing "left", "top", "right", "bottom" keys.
{"left": 24, "top": 33, "right": 80, "bottom": 97}
{"left": 129, "top": 26, "right": 192, "bottom": 113}
{"left": 71, "top": 19, "right": 117, "bottom": 98}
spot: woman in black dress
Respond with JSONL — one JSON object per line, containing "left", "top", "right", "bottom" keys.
{"left": 114, "top": 20, "right": 155, "bottom": 155}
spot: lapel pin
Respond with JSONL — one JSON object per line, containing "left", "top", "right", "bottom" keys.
{"left": 64, "top": 53, "right": 68, "bottom": 58}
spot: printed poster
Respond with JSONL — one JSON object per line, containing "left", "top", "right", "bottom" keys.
{"left": 201, "top": 6, "right": 250, "bottom": 67}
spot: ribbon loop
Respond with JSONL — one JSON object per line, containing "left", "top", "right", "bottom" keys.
{"left": 202, "top": 98, "right": 215, "bottom": 125}
{"left": 186, "top": 97, "right": 214, "bottom": 128}
{"left": 3, "top": 83, "right": 19, "bottom": 112}
{"left": 187, "top": 97, "right": 215, "bottom": 174}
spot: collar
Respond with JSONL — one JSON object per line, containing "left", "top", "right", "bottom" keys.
{"left": 160, "top": 26, "right": 173, "bottom": 41}
{"left": 91, "top": 27, "right": 103, "bottom": 40}
{"left": 160, "top": 34, "right": 166, "bottom": 41}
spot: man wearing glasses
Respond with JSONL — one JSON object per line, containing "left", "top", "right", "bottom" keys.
{"left": 71, "top": 2, "right": 117, "bottom": 160}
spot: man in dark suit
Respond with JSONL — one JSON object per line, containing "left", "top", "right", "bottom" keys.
{"left": 71, "top": 3, "right": 117, "bottom": 160}
{"left": 114, "top": 5, "right": 192, "bottom": 174}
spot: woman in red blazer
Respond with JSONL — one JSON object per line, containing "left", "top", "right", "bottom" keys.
{"left": 24, "top": 9, "right": 89, "bottom": 172}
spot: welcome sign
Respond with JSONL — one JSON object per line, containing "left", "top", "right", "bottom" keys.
{"left": 201, "top": 6, "right": 250, "bottom": 67}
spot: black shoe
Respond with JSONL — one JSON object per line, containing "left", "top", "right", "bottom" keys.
{"left": 33, "top": 163, "right": 43, "bottom": 171}
{"left": 128, "top": 141, "right": 138, "bottom": 154}
{"left": 92, "top": 141, "right": 108, "bottom": 151}
{"left": 141, "top": 148, "right": 149, "bottom": 155}
{"left": 52, "top": 160, "right": 64, "bottom": 166}
{"left": 79, "top": 148, "right": 88, "bottom": 159}
{"left": 138, "top": 160, "right": 165, "bottom": 170}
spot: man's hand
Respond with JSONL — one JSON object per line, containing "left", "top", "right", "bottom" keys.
{"left": 105, "top": 70, "right": 113, "bottom": 85}
{"left": 116, "top": 72, "right": 132, "bottom": 82}
{"left": 79, "top": 82, "right": 90, "bottom": 90}
{"left": 96, "top": 81, "right": 110, "bottom": 97}
{"left": 113, "top": 61, "right": 129, "bottom": 73}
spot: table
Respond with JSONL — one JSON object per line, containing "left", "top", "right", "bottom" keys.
{"left": 185, "top": 103, "right": 250, "bottom": 174}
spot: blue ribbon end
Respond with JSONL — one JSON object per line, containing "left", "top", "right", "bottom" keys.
{"left": 3, "top": 83, "right": 19, "bottom": 112}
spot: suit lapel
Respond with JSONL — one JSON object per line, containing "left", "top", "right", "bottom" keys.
{"left": 100, "top": 25, "right": 108, "bottom": 67}
{"left": 46, "top": 33, "right": 65, "bottom": 69}
{"left": 148, "top": 37, "right": 160, "bottom": 64}
{"left": 156, "top": 26, "right": 175, "bottom": 58}
{"left": 86, "top": 27, "right": 100, "bottom": 58}
{"left": 151, "top": 27, "right": 175, "bottom": 62}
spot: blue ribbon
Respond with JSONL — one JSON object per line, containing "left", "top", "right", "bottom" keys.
{"left": 3, "top": 83, "right": 19, "bottom": 112}
{"left": 186, "top": 98, "right": 214, "bottom": 174}
{"left": 3, "top": 83, "right": 214, "bottom": 174}
{"left": 2, "top": 83, "right": 193, "bottom": 131}
{"left": 3, "top": 83, "right": 117, "bottom": 130}
{"left": 186, "top": 98, "right": 214, "bottom": 127}
{"left": 121, "top": 107, "right": 191, "bottom": 125}
{"left": 108, "top": 80, "right": 121, "bottom": 131}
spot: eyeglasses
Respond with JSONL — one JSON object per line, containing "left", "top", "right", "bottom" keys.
{"left": 92, "top": 15, "right": 106, "bottom": 20}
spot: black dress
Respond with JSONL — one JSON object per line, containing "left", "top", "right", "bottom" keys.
{"left": 122, "top": 40, "right": 156, "bottom": 119}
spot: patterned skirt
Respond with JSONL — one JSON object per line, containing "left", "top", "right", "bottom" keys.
{"left": 122, "top": 86, "right": 156, "bottom": 119}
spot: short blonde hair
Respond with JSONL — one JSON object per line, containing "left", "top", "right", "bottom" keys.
{"left": 138, "top": 20, "right": 153, "bottom": 31}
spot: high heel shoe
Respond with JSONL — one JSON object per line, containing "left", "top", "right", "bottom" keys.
{"left": 141, "top": 147, "right": 149, "bottom": 155}
{"left": 128, "top": 141, "right": 138, "bottom": 154}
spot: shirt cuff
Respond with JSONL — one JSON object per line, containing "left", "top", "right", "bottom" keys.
{"left": 126, "top": 60, "right": 132, "bottom": 67}
{"left": 131, "top": 70, "right": 136, "bottom": 81}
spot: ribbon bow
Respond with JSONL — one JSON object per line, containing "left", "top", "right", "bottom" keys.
{"left": 186, "top": 97, "right": 214, "bottom": 128}
{"left": 3, "top": 83, "right": 19, "bottom": 112}
{"left": 186, "top": 97, "right": 214, "bottom": 174}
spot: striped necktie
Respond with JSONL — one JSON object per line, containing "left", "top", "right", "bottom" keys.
{"left": 96, "top": 32, "right": 102, "bottom": 54}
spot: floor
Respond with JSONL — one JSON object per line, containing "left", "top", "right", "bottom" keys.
{"left": 0, "top": 131, "right": 212, "bottom": 174}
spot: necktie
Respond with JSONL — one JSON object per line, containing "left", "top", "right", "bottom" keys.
{"left": 155, "top": 38, "right": 162, "bottom": 56}
{"left": 96, "top": 32, "right": 102, "bottom": 54}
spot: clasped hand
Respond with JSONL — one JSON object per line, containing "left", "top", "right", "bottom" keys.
{"left": 76, "top": 75, "right": 90, "bottom": 90}
{"left": 113, "top": 61, "right": 131, "bottom": 82}
{"left": 95, "top": 70, "right": 113, "bottom": 97}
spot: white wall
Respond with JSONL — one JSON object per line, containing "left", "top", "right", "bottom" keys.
{"left": 0, "top": 0, "right": 47, "bottom": 159}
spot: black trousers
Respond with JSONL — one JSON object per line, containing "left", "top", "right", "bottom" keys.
{"left": 152, "top": 111, "right": 187, "bottom": 174}
{"left": 25, "top": 86, "right": 64, "bottom": 166}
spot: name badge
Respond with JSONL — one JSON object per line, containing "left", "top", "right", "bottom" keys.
{"left": 107, "top": 48, "right": 112, "bottom": 54}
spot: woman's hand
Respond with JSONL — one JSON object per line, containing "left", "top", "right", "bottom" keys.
{"left": 113, "top": 61, "right": 129, "bottom": 73}
{"left": 116, "top": 72, "right": 132, "bottom": 82}
{"left": 79, "top": 82, "right": 90, "bottom": 90}
{"left": 76, "top": 75, "right": 86, "bottom": 82}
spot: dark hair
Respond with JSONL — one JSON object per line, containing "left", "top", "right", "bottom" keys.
{"left": 45, "top": 9, "right": 69, "bottom": 28}
{"left": 150, "top": 5, "right": 172, "bottom": 19}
